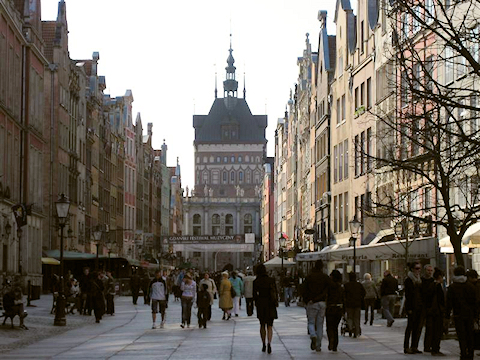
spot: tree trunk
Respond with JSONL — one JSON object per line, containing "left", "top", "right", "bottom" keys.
{"left": 450, "top": 233, "right": 465, "bottom": 268}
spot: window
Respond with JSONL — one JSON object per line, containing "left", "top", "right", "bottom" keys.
{"left": 334, "top": 195, "right": 338, "bottom": 233}
{"left": 413, "top": 6, "right": 420, "bottom": 34}
{"left": 212, "top": 214, "right": 220, "bottom": 235}
{"left": 238, "top": 156, "right": 242, "bottom": 162}
{"left": 360, "top": 82, "right": 365, "bottom": 107}
{"left": 361, "top": 131, "right": 365, "bottom": 175}
{"left": 360, "top": 21, "right": 365, "bottom": 54}
{"left": 341, "top": 95, "right": 346, "bottom": 120}
{"left": 339, "top": 193, "right": 343, "bottom": 232}
{"left": 239, "top": 171, "right": 244, "bottom": 183}
{"left": 425, "top": 0, "right": 434, "bottom": 23}
{"left": 336, "top": 98, "right": 341, "bottom": 124}
{"left": 367, "top": 78, "right": 372, "bottom": 109}
{"left": 456, "top": 50, "right": 467, "bottom": 79}
{"left": 245, "top": 155, "right": 250, "bottom": 162}
{"left": 425, "top": 56, "right": 434, "bottom": 91}
{"left": 355, "top": 135, "right": 360, "bottom": 176}
{"left": 401, "top": 73, "right": 409, "bottom": 107}
{"left": 334, "top": 145, "right": 338, "bottom": 182}
{"left": 226, "top": 214, "right": 234, "bottom": 235}
{"left": 339, "top": 142, "right": 343, "bottom": 181}
{"left": 402, "top": 12, "right": 410, "bottom": 39}
{"left": 223, "top": 156, "right": 228, "bottom": 163}
{"left": 367, "top": 128, "right": 372, "bottom": 171}
{"left": 231, "top": 156, "right": 235, "bottom": 162}
{"left": 445, "top": 47, "right": 454, "bottom": 83}
{"left": 193, "top": 214, "right": 202, "bottom": 235}
{"left": 212, "top": 170, "right": 220, "bottom": 184}
{"left": 230, "top": 171, "right": 235, "bottom": 183}
{"left": 216, "top": 156, "right": 221, "bottom": 163}
{"left": 222, "top": 171, "right": 227, "bottom": 184}
{"left": 355, "top": 87, "right": 359, "bottom": 110}
{"left": 202, "top": 171, "right": 209, "bottom": 184}
{"left": 344, "top": 192, "right": 349, "bottom": 231}
{"left": 244, "top": 213, "right": 253, "bottom": 234}
{"left": 344, "top": 139, "right": 349, "bottom": 179}
{"left": 339, "top": 55, "right": 343, "bottom": 75}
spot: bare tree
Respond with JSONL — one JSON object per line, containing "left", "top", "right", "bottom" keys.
{"left": 369, "top": 0, "right": 480, "bottom": 266}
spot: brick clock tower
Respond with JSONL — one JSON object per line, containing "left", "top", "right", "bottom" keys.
{"left": 181, "top": 39, "right": 267, "bottom": 271}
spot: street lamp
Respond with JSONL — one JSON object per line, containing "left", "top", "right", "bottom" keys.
{"left": 349, "top": 215, "right": 361, "bottom": 275}
{"left": 93, "top": 228, "right": 102, "bottom": 271}
{"left": 54, "top": 194, "right": 70, "bottom": 326}
{"left": 106, "top": 237, "right": 115, "bottom": 270}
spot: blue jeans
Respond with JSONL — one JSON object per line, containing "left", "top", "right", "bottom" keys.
{"left": 382, "top": 295, "right": 396, "bottom": 323}
{"left": 307, "top": 301, "right": 327, "bottom": 349}
{"left": 284, "top": 287, "right": 293, "bottom": 306}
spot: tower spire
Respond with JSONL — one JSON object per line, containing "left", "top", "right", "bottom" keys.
{"left": 214, "top": 64, "right": 217, "bottom": 99}
{"left": 243, "top": 71, "right": 246, "bottom": 100}
{"left": 223, "top": 34, "right": 238, "bottom": 98}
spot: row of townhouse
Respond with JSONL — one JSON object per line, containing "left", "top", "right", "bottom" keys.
{"left": 0, "top": 0, "right": 181, "bottom": 289}
{"left": 269, "top": 0, "right": 480, "bottom": 280}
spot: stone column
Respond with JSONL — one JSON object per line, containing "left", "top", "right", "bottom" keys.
{"left": 236, "top": 207, "right": 241, "bottom": 234}
{"left": 204, "top": 207, "right": 209, "bottom": 235}
{"left": 184, "top": 209, "right": 189, "bottom": 234}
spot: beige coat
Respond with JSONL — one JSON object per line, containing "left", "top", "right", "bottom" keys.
{"left": 219, "top": 278, "right": 233, "bottom": 310}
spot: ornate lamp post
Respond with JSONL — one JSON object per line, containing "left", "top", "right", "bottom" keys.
{"left": 54, "top": 194, "right": 70, "bottom": 326}
{"left": 349, "top": 215, "right": 361, "bottom": 274}
{"left": 106, "top": 237, "right": 115, "bottom": 270}
{"left": 93, "top": 229, "right": 102, "bottom": 271}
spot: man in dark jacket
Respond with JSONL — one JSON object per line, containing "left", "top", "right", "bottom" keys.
{"left": 344, "top": 272, "right": 366, "bottom": 338}
{"left": 303, "top": 259, "right": 333, "bottom": 352}
{"left": 446, "top": 266, "right": 477, "bottom": 360}
{"left": 421, "top": 264, "right": 435, "bottom": 352}
{"left": 380, "top": 270, "right": 398, "bottom": 327}
{"left": 130, "top": 271, "right": 141, "bottom": 305}
{"left": 79, "top": 267, "right": 92, "bottom": 315}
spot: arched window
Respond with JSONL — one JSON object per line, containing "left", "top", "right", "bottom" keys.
{"left": 226, "top": 214, "right": 234, "bottom": 235}
{"left": 256, "top": 156, "right": 260, "bottom": 163}
{"left": 254, "top": 170, "right": 261, "bottom": 184}
{"left": 238, "top": 156, "right": 242, "bottom": 163}
{"left": 244, "top": 213, "right": 253, "bottom": 234}
{"left": 212, "top": 214, "right": 220, "bottom": 235}
{"left": 245, "top": 155, "right": 250, "bottom": 162}
{"left": 193, "top": 214, "right": 202, "bottom": 235}
{"left": 230, "top": 171, "right": 235, "bottom": 183}
{"left": 246, "top": 169, "right": 251, "bottom": 183}
{"left": 239, "top": 171, "right": 244, "bottom": 183}
{"left": 223, "top": 171, "right": 227, "bottom": 184}
{"left": 202, "top": 170, "right": 209, "bottom": 184}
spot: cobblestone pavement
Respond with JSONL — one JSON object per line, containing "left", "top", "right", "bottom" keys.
{"left": 0, "top": 295, "right": 466, "bottom": 360}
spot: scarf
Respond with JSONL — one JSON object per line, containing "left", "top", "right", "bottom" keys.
{"left": 408, "top": 271, "right": 422, "bottom": 285}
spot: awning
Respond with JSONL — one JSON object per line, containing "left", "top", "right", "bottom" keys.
{"left": 439, "top": 223, "right": 480, "bottom": 253}
{"left": 42, "top": 257, "right": 60, "bottom": 265}
{"left": 43, "top": 250, "right": 97, "bottom": 260}
{"left": 264, "top": 256, "right": 296, "bottom": 268}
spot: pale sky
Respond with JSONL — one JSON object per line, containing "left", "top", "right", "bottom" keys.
{"left": 41, "top": 0, "right": 338, "bottom": 189}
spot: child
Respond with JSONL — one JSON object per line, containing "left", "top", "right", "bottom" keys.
{"left": 197, "top": 283, "right": 211, "bottom": 329}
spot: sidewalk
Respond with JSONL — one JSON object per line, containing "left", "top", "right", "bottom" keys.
{"left": 0, "top": 296, "right": 464, "bottom": 359}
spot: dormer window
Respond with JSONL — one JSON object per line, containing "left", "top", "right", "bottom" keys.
{"left": 221, "top": 124, "right": 239, "bottom": 140}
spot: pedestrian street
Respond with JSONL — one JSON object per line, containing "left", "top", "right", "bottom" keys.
{"left": 0, "top": 295, "right": 465, "bottom": 360}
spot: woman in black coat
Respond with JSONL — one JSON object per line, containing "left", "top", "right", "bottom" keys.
{"left": 404, "top": 261, "right": 423, "bottom": 354}
{"left": 253, "top": 264, "right": 278, "bottom": 354}
{"left": 91, "top": 272, "right": 106, "bottom": 323}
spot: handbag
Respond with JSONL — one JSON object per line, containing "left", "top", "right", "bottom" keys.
{"left": 230, "top": 286, "right": 237, "bottom": 298}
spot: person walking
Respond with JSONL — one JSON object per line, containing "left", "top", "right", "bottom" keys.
{"left": 91, "top": 271, "right": 105, "bottom": 323}
{"left": 229, "top": 271, "right": 244, "bottom": 317}
{"left": 219, "top": 271, "right": 233, "bottom": 320}
{"left": 303, "top": 259, "right": 333, "bottom": 352}
{"left": 149, "top": 270, "right": 168, "bottom": 329}
{"left": 243, "top": 270, "right": 256, "bottom": 316}
{"left": 283, "top": 271, "right": 294, "bottom": 307}
{"left": 344, "top": 272, "right": 366, "bottom": 338}
{"left": 105, "top": 271, "right": 115, "bottom": 315}
{"left": 326, "top": 270, "right": 344, "bottom": 352}
{"left": 79, "top": 267, "right": 92, "bottom": 315}
{"left": 429, "top": 268, "right": 446, "bottom": 356}
{"left": 380, "top": 270, "right": 398, "bottom": 327}
{"left": 3, "top": 286, "right": 28, "bottom": 329}
{"left": 199, "top": 272, "right": 217, "bottom": 321}
{"left": 404, "top": 261, "right": 424, "bottom": 354}
{"left": 253, "top": 263, "right": 278, "bottom": 354}
{"left": 446, "top": 266, "right": 477, "bottom": 360}
{"left": 421, "top": 264, "right": 435, "bottom": 352}
{"left": 362, "top": 273, "right": 378, "bottom": 326}
{"left": 141, "top": 272, "right": 151, "bottom": 305}
{"left": 197, "top": 283, "right": 211, "bottom": 329}
{"left": 130, "top": 271, "right": 141, "bottom": 305}
{"left": 180, "top": 273, "right": 196, "bottom": 328}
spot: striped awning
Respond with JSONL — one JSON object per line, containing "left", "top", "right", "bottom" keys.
{"left": 42, "top": 257, "right": 60, "bottom": 265}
